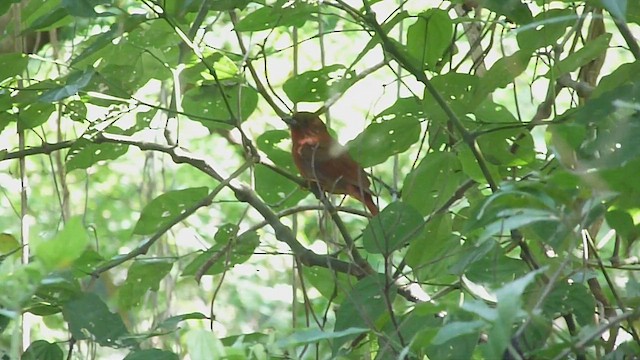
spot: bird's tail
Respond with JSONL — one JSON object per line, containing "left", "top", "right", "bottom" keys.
{"left": 350, "top": 188, "right": 379, "bottom": 216}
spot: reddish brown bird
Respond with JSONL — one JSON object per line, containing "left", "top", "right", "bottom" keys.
{"left": 285, "top": 111, "right": 379, "bottom": 216}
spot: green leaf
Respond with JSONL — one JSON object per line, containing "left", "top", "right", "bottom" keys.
{"left": 117, "top": 259, "right": 174, "bottom": 310}
{"left": 605, "top": 209, "right": 635, "bottom": 241}
{"left": 554, "top": 82, "right": 640, "bottom": 169}
{"left": 542, "top": 282, "right": 595, "bottom": 327}
{"left": 484, "top": 0, "right": 533, "bottom": 24}
{"left": 16, "top": 102, "right": 56, "bottom": 131}
{"left": 283, "top": 64, "right": 355, "bottom": 103}
{"left": 471, "top": 51, "right": 531, "bottom": 107}
{"left": 592, "top": 61, "right": 640, "bottom": 98}
{"left": 182, "top": 84, "right": 258, "bottom": 130}
{"left": 65, "top": 128, "right": 129, "bottom": 172}
{"left": 465, "top": 250, "right": 530, "bottom": 287}
{"left": 483, "top": 268, "right": 545, "bottom": 359}
{"left": 402, "top": 152, "right": 462, "bottom": 216}
{"left": 182, "top": 52, "right": 239, "bottom": 83}
{"left": 516, "top": 9, "right": 576, "bottom": 51}
{"left": 22, "top": 340, "right": 63, "bottom": 360}
{"left": 26, "top": 7, "right": 70, "bottom": 32}
{"left": 234, "top": 1, "right": 313, "bottom": 31}
{"left": 133, "top": 187, "right": 209, "bottom": 235}
{"left": 64, "top": 100, "right": 87, "bottom": 122}
{"left": 333, "top": 274, "right": 395, "bottom": 354}
{"left": 348, "top": 97, "right": 423, "bottom": 167}
{"left": 302, "top": 266, "right": 355, "bottom": 304}
{"left": 254, "top": 164, "right": 307, "bottom": 209}
{"left": 405, "top": 213, "right": 459, "bottom": 283}
{"left": 406, "top": 9, "right": 453, "bottom": 70}
{"left": 182, "top": 229, "right": 259, "bottom": 276}
{"left": 0, "top": 233, "right": 20, "bottom": 255}
{"left": 545, "top": 33, "right": 612, "bottom": 78}
{"left": 33, "top": 216, "right": 89, "bottom": 270}
{"left": 473, "top": 101, "right": 535, "bottom": 167}
{"left": 124, "top": 349, "right": 179, "bottom": 360}
{"left": 601, "top": 0, "right": 627, "bottom": 20}
{"left": 432, "top": 321, "right": 485, "bottom": 345}
{"left": 256, "top": 130, "right": 297, "bottom": 172}
{"left": 61, "top": 0, "right": 99, "bottom": 17}
{"left": 71, "top": 15, "right": 147, "bottom": 66}
{"left": 0, "top": 53, "right": 29, "bottom": 82}
{"left": 40, "top": 68, "right": 95, "bottom": 102}
{"left": 62, "top": 292, "right": 133, "bottom": 348}
{"left": 275, "top": 327, "right": 369, "bottom": 347}
{"left": 156, "top": 312, "right": 207, "bottom": 331}
{"left": 362, "top": 202, "right": 423, "bottom": 254}
{"left": 186, "top": 329, "right": 226, "bottom": 360}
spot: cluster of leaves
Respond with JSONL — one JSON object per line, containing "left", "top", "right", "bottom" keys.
{"left": 1, "top": 0, "right": 640, "bottom": 359}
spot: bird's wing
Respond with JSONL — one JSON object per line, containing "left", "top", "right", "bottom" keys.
{"left": 299, "top": 141, "right": 372, "bottom": 194}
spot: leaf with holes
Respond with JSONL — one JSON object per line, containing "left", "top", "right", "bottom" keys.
{"left": 62, "top": 292, "right": 134, "bottom": 348}
{"left": 348, "top": 97, "right": 423, "bottom": 167}
{"left": 117, "top": 259, "right": 174, "bottom": 310}
{"left": 283, "top": 64, "right": 355, "bottom": 103}
{"left": 65, "top": 127, "right": 129, "bottom": 172}
{"left": 182, "top": 84, "right": 258, "bottom": 130}
{"left": 406, "top": 9, "right": 453, "bottom": 71}
{"left": 133, "top": 187, "right": 209, "bottom": 236}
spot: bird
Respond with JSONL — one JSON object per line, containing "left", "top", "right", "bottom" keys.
{"left": 284, "top": 111, "right": 379, "bottom": 216}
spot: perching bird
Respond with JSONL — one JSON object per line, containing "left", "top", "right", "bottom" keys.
{"left": 284, "top": 111, "right": 379, "bottom": 215}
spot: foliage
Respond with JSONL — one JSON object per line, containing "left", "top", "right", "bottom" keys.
{"left": 1, "top": 0, "right": 640, "bottom": 359}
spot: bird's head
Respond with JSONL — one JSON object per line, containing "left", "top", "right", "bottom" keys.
{"left": 283, "top": 112, "right": 328, "bottom": 135}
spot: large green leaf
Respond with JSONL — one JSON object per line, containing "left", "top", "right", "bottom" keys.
{"left": 545, "top": 32, "right": 612, "bottom": 78}
{"left": 117, "top": 259, "right": 174, "bottom": 310}
{"left": 66, "top": 127, "right": 130, "bottom": 172}
{"left": 0, "top": 53, "right": 28, "bottom": 83}
{"left": 62, "top": 292, "right": 134, "bottom": 348}
{"left": 470, "top": 51, "right": 531, "bottom": 108}
{"left": 484, "top": 0, "right": 533, "bottom": 24}
{"left": 33, "top": 216, "right": 89, "bottom": 270}
{"left": 406, "top": 9, "right": 453, "bottom": 71}
{"left": 234, "top": 1, "right": 313, "bottom": 31}
{"left": 348, "top": 97, "right": 423, "bottom": 167}
{"left": 22, "top": 340, "right": 63, "bottom": 360}
{"left": 542, "top": 282, "right": 595, "bottom": 327}
{"left": 362, "top": 201, "right": 423, "bottom": 254}
{"left": 549, "top": 82, "right": 640, "bottom": 169}
{"left": 182, "top": 228, "right": 260, "bottom": 276}
{"left": 39, "top": 68, "right": 95, "bottom": 102}
{"left": 333, "top": 274, "right": 395, "bottom": 354}
{"left": 283, "top": 64, "right": 356, "bottom": 103}
{"left": 516, "top": 9, "right": 576, "bottom": 51}
{"left": 124, "top": 349, "right": 179, "bottom": 360}
{"left": 182, "top": 84, "right": 258, "bottom": 130}
{"left": 484, "top": 269, "right": 545, "bottom": 359}
{"left": 254, "top": 164, "right": 307, "bottom": 209}
{"left": 402, "top": 152, "right": 463, "bottom": 216}
{"left": 133, "top": 187, "right": 209, "bottom": 235}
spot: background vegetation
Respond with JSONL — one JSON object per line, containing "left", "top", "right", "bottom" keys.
{"left": 1, "top": 0, "right": 639, "bottom": 359}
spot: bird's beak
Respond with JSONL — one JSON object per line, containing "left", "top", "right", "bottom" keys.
{"left": 282, "top": 115, "right": 296, "bottom": 126}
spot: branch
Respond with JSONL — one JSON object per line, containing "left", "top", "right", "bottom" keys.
{"left": 2, "top": 141, "right": 74, "bottom": 161}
